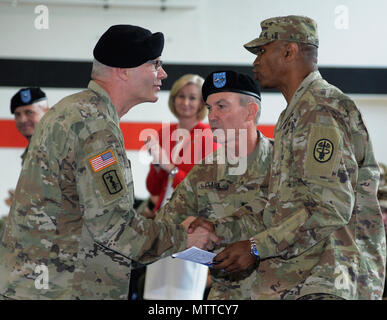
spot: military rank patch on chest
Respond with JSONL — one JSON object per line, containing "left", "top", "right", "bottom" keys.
{"left": 102, "top": 170, "right": 123, "bottom": 194}
{"left": 89, "top": 149, "right": 117, "bottom": 172}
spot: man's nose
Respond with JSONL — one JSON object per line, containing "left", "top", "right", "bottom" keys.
{"left": 17, "top": 113, "right": 27, "bottom": 123}
{"left": 208, "top": 109, "right": 217, "bottom": 122}
{"left": 158, "top": 67, "right": 167, "bottom": 80}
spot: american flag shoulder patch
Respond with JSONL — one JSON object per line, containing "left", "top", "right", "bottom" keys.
{"left": 89, "top": 149, "right": 117, "bottom": 173}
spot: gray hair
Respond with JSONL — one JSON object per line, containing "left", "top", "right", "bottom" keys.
{"left": 239, "top": 94, "right": 261, "bottom": 124}
{"left": 91, "top": 59, "right": 113, "bottom": 80}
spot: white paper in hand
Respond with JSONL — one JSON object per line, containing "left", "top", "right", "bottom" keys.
{"left": 172, "top": 246, "right": 216, "bottom": 266}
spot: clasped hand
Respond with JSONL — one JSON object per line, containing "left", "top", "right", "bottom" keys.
{"left": 186, "top": 216, "right": 257, "bottom": 273}
{"left": 181, "top": 216, "right": 220, "bottom": 251}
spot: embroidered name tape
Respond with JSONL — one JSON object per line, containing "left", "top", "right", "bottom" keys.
{"left": 89, "top": 150, "right": 117, "bottom": 173}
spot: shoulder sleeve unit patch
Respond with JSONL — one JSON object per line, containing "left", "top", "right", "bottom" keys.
{"left": 88, "top": 149, "right": 127, "bottom": 203}
{"left": 305, "top": 125, "right": 341, "bottom": 178}
{"left": 89, "top": 149, "right": 117, "bottom": 172}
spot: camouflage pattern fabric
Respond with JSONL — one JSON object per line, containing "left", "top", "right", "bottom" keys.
{"left": 378, "top": 163, "right": 387, "bottom": 299}
{"left": 0, "top": 216, "right": 7, "bottom": 239}
{"left": 215, "top": 71, "right": 386, "bottom": 300}
{"left": 0, "top": 81, "right": 187, "bottom": 300}
{"left": 296, "top": 293, "right": 345, "bottom": 300}
{"left": 156, "top": 132, "right": 273, "bottom": 299}
{"left": 244, "top": 15, "right": 319, "bottom": 54}
{"left": 20, "top": 145, "right": 29, "bottom": 166}
{"left": 378, "top": 163, "right": 387, "bottom": 209}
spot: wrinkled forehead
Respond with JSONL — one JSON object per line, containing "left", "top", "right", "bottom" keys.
{"left": 206, "top": 91, "right": 241, "bottom": 104}
{"left": 14, "top": 101, "right": 47, "bottom": 113}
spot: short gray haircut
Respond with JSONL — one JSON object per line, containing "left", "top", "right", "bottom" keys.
{"left": 239, "top": 94, "right": 261, "bottom": 124}
{"left": 91, "top": 59, "right": 113, "bottom": 80}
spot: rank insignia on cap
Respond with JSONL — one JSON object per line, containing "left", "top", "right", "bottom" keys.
{"left": 89, "top": 149, "right": 117, "bottom": 173}
{"left": 313, "top": 139, "right": 334, "bottom": 163}
{"left": 213, "top": 72, "right": 226, "bottom": 88}
{"left": 102, "top": 170, "right": 123, "bottom": 194}
{"left": 20, "top": 89, "right": 31, "bottom": 104}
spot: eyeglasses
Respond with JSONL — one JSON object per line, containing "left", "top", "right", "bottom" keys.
{"left": 147, "top": 59, "right": 163, "bottom": 71}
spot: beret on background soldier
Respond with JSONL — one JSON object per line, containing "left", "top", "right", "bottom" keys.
{"left": 244, "top": 15, "right": 319, "bottom": 54}
{"left": 93, "top": 24, "right": 164, "bottom": 68}
{"left": 202, "top": 70, "right": 261, "bottom": 102}
{"left": 10, "top": 87, "right": 47, "bottom": 114}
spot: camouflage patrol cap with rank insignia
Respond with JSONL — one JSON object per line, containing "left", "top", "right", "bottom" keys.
{"left": 244, "top": 15, "right": 319, "bottom": 55}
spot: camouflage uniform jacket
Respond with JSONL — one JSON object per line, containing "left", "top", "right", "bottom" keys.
{"left": 0, "top": 81, "right": 187, "bottom": 300}
{"left": 157, "top": 132, "right": 273, "bottom": 299}
{"left": 20, "top": 144, "right": 29, "bottom": 166}
{"left": 216, "top": 71, "right": 386, "bottom": 300}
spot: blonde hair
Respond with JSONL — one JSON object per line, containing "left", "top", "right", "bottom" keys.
{"left": 168, "top": 74, "right": 207, "bottom": 121}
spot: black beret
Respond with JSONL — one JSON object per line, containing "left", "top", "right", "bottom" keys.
{"left": 93, "top": 24, "right": 164, "bottom": 68}
{"left": 202, "top": 70, "right": 261, "bottom": 102}
{"left": 10, "top": 87, "right": 47, "bottom": 114}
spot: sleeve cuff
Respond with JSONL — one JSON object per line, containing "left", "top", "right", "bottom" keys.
{"left": 173, "top": 224, "right": 188, "bottom": 253}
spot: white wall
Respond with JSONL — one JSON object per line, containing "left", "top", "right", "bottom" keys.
{"left": 1, "top": 0, "right": 387, "bottom": 66}
{"left": 1, "top": 0, "right": 387, "bottom": 216}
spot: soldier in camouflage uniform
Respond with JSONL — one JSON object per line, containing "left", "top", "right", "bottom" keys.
{"left": 2, "top": 88, "right": 50, "bottom": 214}
{"left": 0, "top": 25, "right": 218, "bottom": 300}
{"left": 156, "top": 70, "right": 273, "bottom": 299}
{"left": 192, "top": 15, "right": 386, "bottom": 300}
{"left": 10, "top": 87, "right": 49, "bottom": 165}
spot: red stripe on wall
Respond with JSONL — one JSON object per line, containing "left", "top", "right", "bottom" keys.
{"left": 0, "top": 120, "right": 275, "bottom": 150}
{"left": 0, "top": 120, "right": 28, "bottom": 148}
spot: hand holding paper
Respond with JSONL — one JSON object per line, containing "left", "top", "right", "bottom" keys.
{"left": 172, "top": 246, "right": 217, "bottom": 267}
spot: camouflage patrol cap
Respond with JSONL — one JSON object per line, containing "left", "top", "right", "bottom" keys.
{"left": 378, "top": 163, "right": 387, "bottom": 208}
{"left": 244, "top": 15, "right": 319, "bottom": 54}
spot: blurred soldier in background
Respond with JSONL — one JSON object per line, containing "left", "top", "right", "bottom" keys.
{"left": 10, "top": 87, "right": 49, "bottom": 163}
{"left": 2, "top": 88, "right": 49, "bottom": 235}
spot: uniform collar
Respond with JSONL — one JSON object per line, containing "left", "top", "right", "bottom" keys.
{"left": 87, "top": 80, "right": 120, "bottom": 125}
{"left": 246, "top": 130, "right": 270, "bottom": 167}
{"left": 282, "top": 70, "right": 322, "bottom": 121}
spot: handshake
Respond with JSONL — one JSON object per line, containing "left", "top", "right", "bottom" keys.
{"left": 181, "top": 216, "right": 220, "bottom": 251}
{"left": 180, "top": 216, "right": 258, "bottom": 273}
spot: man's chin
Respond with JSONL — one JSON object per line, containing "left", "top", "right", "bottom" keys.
{"left": 19, "top": 129, "right": 34, "bottom": 138}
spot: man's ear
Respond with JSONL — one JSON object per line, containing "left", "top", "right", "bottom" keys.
{"left": 284, "top": 42, "right": 299, "bottom": 61}
{"left": 247, "top": 102, "right": 258, "bottom": 122}
{"left": 115, "top": 67, "right": 130, "bottom": 81}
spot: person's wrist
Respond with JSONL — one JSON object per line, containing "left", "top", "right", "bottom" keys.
{"left": 249, "top": 237, "right": 260, "bottom": 261}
